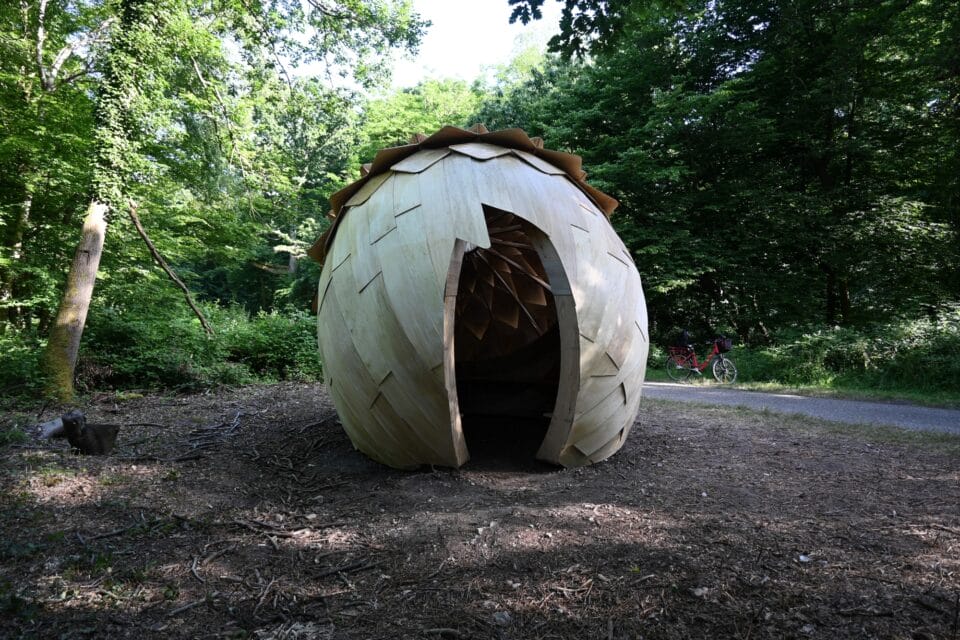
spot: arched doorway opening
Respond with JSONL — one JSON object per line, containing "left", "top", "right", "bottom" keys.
{"left": 448, "top": 206, "right": 574, "bottom": 465}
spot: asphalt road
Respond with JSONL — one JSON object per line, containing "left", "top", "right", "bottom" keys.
{"left": 642, "top": 382, "right": 960, "bottom": 436}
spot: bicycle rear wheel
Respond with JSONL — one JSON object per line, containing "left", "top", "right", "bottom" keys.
{"left": 712, "top": 356, "right": 738, "bottom": 383}
{"left": 665, "top": 355, "right": 692, "bottom": 382}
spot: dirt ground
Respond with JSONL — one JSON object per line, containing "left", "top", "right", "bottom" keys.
{"left": 1, "top": 383, "right": 959, "bottom": 640}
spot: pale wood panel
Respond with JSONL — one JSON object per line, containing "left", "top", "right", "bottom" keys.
{"left": 378, "top": 365, "right": 458, "bottom": 465}
{"left": 374, "top": 201, "right": 445, "bottom": 371}
{"left": 570, "top": 383, "right": 628, "bottom": 455}
{"left": 416, "top": 154, "right": 491, "bottom": 297}
{"left": 585, "top": 431, "right": 625, "bottom": 464}
{"left": 339, "top": 281, "right": 453, "bottom": 465}
{"left": 392, "top": 171, "right": 421, "bottom": 215}
{"left": 568, "top": 223, "right": 611, "bottom": 341}
{"left": 317, "top": 282, "right": 394, "bottom": 463}
{"left": 576, "top": 321, "right": 647, "bottom": 411}
{"left": 390, "top": 148, "right": 450, "bottom": 174}
{"left": 316, "top": 255, "right": 335, "bottom": 313}
{"left": 326, "top": 208, "right": 353, "bottom": 284}
{"left": 578, "top": 372, "right": 618, "bottom": 401}
{"left": 341, "top": 200, "right": 380, "bottom": 294}
{"left": 442, "top": 240, "right": 470, "bottom": 467}
{"left": 437, "top": 155, "right": 491, "bottom": 248}
{"left": 602, "top": 262, "right": 647, "bottom": 370}
{"left": 512, "top": 149, "right": 567, "bottom": 175}
{"left": 366, "top": 174, "right": 399, "bottom": 247}
{"left": 330, "top": 271, "right": 391, "bottom": 383}
{"left": 369, "top": 392, "right": 444, "bottom": 467}
{"left": 449, "top": 142, "right": 512, "bottom": 161}
{"left": 327, "top": 268, "right": 454, "bottom": 466}
{"left": 576, "top": 197, "right": 601, "bottom": 217}
{"left": 535, "top": 294, "right": 580, "bottom": 464}
{"left": 611, "top": 351, "right": 648, "bottom": 412}
{"left": 583, "top": 262, "right": 633, "bottom": 371}
{"left": 571, "top": 329, "right": 648, "bottom": 461}
{"left": 462, "top": 152, "right": 520, "bottom": 213}
{"left": 345, "top": 172, "right": 390, "bottom": 208}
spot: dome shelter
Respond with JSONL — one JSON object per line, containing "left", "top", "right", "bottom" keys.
{"left": 309, "top": 125, "right": 648, "bottom": 469}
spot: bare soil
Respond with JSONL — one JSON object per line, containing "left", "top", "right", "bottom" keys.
{"left": 1, "top": 383, "right": 959, "bottom": 640}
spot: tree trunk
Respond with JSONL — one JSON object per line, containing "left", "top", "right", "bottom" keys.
{"left": 839, "top": 277, "right": 851, "bottom": 325}
{"left": 43, "top": 201, "right": 107, "bottom": 400}
{"left": 825, "top": 266, "right": 837, "bottom": 325}
{"left": 288, "top": 226, "right": 299, "bottom": 275}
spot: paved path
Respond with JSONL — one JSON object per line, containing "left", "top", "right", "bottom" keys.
{"left": 643, "top": 382, "right": 960, "bottom": 436}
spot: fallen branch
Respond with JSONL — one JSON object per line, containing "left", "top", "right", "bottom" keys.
{"left": 202, "top": 545, "right": 236, "bottom": 566}
{"left": 190, "top": 556, "right": 205, "bottom": 583}
{"left": 115, "top": 452, "right": 205, "bottom": 463}
{"left": 167, "top": 598, "right": 204, "bottom": 617}
{"left": 127, "top": 201, "right": 214, "bottom": 335}
{"left": 88, "top": 524, "right": 138, "bottom": 541}
{"left": 424, "top": 629, "right": 464, "bottom": 638}
{"left": 313, "top": 559, "right": 380, "bottom": 579}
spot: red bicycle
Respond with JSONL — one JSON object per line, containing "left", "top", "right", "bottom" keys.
{"left": 665, "top": 337, "right": 738, "bottom": 383}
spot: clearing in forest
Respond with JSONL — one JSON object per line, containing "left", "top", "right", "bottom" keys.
{"left": 1, "top": 383, "right": 958, "bottom": 639}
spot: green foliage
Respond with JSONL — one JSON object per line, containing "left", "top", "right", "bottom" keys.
{"left": 723, "top": 312, "right": 960, "bottom": 394}
{"left": 0, "top": 0, "right": 428, "bottom": 399}
{"left": 0, "top": 332, "right": 46, "bottom": 397}
{"left": 477, "top": 0, "right": 959, "bottom": 348}
{"left": 218, "top": 307, "right": 323, "bottom": 382}
{"left": 357, "top": 78, "right": 484, "bottom": 160}
{"left": 72, "top": 303, "right": 321, "bottom": 393}
{"left": 0, "top": 426, "right": 28, "bottom": 448}
{"left": 2, "top": 0, "right": 957, "bottom": 402}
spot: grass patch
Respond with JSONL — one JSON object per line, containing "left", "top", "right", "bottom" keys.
{"left": 0, "top": 426, "right": 27, "bottom": 447}
{"left": 98, "top": 473, "right": 128, "bottom": 487}
{"left": 34, "top": 463, "right": 77, "bottom": 487}
{"left": 729, "top": 380, "right": 960, "bottom": 407}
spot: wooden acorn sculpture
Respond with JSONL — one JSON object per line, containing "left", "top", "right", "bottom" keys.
{"left": 62, "top": 410, "right": 120, "bottom": 455}
{"left": 309, "top": 125, "right": 649, "bottom": 469}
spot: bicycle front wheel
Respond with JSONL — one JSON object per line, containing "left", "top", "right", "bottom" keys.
{"left": 666, "top": 355, "right": 692, "bottom": 382}
{"left": 712, "top": 356, "right": 738, "bottom": 383}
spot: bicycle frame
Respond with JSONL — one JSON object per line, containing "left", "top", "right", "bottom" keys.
{"left": 668, "top": 342, "right": 721, "bottom": 372}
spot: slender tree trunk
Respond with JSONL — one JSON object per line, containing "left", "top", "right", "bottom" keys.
{"left": 127, "top": 202, "right": 214, "bottom": 335}
{"left": 41, "top": 0, "right": 149, "bottom": 400}
{"left": 43, "top": 201, "right": 107, "bottom": 400}
{"left": 288, "top": 227, "right": 298, "bottom": 274}
{"left": 825, "top": 266, "right": 837, "bottom": 325}
{"left": 839, "top": 277, "right": 851, "bottom": 325}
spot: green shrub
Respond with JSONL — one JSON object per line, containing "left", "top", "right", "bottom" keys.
{"left": 726, "top": 312, "right": 960, "bottom": 393}
{"left": 648, "top": 310, "right": 960, "bottom": 396}
{"left": 76, "top": 303, "right": 321, "bottom": 392}
{"left": 78, "top": 305, "right": 232, "bottom": 391}
{"left": 220, "top": 307, "right": 323, "bottom": 381}
{"left": 0, "top": 333, "right": 45, "bottom": 397}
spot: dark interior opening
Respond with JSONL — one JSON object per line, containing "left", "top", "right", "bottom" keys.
{"left": 455, "top": 207, "right": 561, "bottom": 465}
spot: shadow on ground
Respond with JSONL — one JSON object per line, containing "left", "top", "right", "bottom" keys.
{"left": 1, "top": 383, "right": 958, "bottom": 639}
